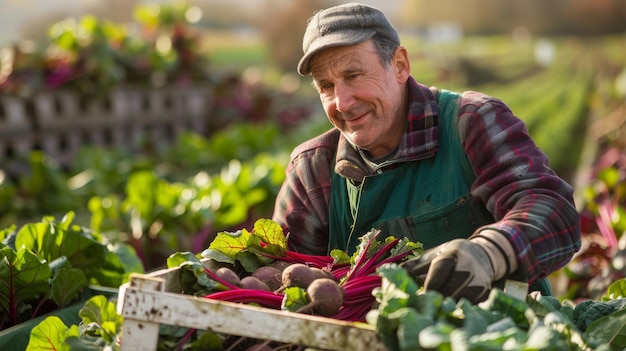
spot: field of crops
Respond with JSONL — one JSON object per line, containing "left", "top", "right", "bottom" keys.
{"left": 1, "top": 30, "right": 626, "bottom": 349}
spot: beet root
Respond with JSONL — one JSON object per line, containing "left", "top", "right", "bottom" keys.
{"left": 310, "top": 267, "right": 334, "bottom": 280}
{"left": 215, "top": 267, "right": 241, "bottom": 287}
{"left": 251, "top": 266, "right": 282, "bottom": 291}
{"left": 276, "top": 263, "right": 316, "bottom": 292}
{"left": 296, "top": 278, "right": 343, "bottom": 317}
{"left": 240, "top": 276, "right": 271, "bottom": 291}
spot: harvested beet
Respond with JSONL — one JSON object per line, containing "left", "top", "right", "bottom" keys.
{"left": 268, "top": 260, "right": 291, "bottom": 272}
{"left": 251, "top": 266, "right": 282, "bottom": 291}
{"left": 276, "top": 263, "right": 316, "bottom": 292}
{"left": 215, "top": 267, "right": 241, "bottom": 287}
{"left": 310, "top": 267, "right": 334, "bottom": 280}
{"left": 296, "top": 278, "right": 343, "bottom": 317}
{"left": 240, "top": 276, "right": 271, "bottom": 291}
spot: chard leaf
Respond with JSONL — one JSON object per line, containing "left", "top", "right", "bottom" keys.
{"left": 201, "top": 219, "right": 288, "bottom": 270}
{"left": 204, "top": 229, "right": 252, "bottom": 263}
{"left": 79, "top": 295, "right": 123, "bottom": 345}
{"left": 15, "top": 217, "right": 108, "bottom": 282}
{"left": 0, "top": 225, "right": 16, "bottom": 243}
{"left": 25, "top": 316, "right": 70, "bottom": 351}
{"left": 50, "top": 267, "right": 88, "bottom": 307}
{"left": 0, "top": 247, "right": 51, "bottom": 317}
{"left": 250, "top": 218, "right": 287, "bottom": 255}
{"left": 95, "top": 241, "right": 144, "bottom": 287}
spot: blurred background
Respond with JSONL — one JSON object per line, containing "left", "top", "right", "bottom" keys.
{"left": 0, "top": 0, "right": 625, "bottom": 300}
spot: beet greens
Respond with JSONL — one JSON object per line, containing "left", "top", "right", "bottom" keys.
{"left": 197, "top": 219, "right": 424, "bottom": 322}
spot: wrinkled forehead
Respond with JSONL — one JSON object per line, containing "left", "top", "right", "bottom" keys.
{"left": 309, "top": 40, "right": 378, "bottom": 78}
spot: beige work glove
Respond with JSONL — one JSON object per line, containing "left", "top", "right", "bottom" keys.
{"left": 400, "top": 230, "right": 518, "bottom": 303}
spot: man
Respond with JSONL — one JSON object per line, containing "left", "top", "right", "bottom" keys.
{"left": 272, "top": 2, "right": 580, "bottom": 303}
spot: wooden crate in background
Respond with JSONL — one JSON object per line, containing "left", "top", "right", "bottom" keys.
{"left": 0, "top": 85, "right": 212, "bottom": 173}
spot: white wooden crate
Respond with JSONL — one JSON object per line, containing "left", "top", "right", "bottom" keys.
{"left": 117, "top": 260, "right": 387, "bottom": 351}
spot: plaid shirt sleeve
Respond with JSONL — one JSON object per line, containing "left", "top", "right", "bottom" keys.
{"left": 271, "top": 129, "right": 338, "bottom": 255}
{"left": 458, "top": 91, "right": 581, "bottom": 284}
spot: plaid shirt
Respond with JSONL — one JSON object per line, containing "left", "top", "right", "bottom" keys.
{"left": 272, "top": 77, "right": 581, "bottom": 284}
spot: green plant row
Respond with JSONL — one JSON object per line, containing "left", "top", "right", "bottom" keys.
{"left": 0, "top": 118, "right": 330, "bottom": 271}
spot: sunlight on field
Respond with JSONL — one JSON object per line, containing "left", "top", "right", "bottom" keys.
{"left": 201, "top": 29, "right": 268, "bottom": 67}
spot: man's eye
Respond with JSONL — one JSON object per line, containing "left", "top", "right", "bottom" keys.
{"left": 320, "top": 83, "right": 333, "bottom": 91}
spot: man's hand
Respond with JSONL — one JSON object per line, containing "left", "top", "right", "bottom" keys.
{"left": 400, "top": 231, "right": 518, "bottom": 303}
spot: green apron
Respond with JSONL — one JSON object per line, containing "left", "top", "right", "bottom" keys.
{"left": 328, "top": 89, "right": 551, "bottom": 295}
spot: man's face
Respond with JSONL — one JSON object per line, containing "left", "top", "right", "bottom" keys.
{"left": 310, "top": 40, "right": 410, "bottom": 158}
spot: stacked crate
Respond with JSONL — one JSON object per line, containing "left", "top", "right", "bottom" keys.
{"left": 0, "top": 85, "right": 212, "bottom": 173}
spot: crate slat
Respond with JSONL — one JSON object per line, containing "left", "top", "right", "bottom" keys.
{"left": 118, "top": 266, "right": 387, "bottom": 351}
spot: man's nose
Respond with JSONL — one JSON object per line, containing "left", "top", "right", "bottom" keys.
{"left": 334, "top": 82, "right": 356, "bottom": 113}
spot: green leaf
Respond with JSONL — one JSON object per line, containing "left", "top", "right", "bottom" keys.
{"left": 190, "top": 330, "right": 224, "bottom": 350}
{"left": 603, "top": 278, "right": 626, "bottom": 301}
{"left": 330, "top": 249, "right": 351, "bottom": 265}
{"left": 467, "top": 325, "right": 526, "bottom": 350}
{"left": 373, "top": 264, "right": 419, "bottom": 314}
{"left": 598, "top": 167, "right": 620, "bottom": 189}
{"left": 205, "top": 229, "right": 252, "bottom": 261}
{"left": 281, "top": 286, "right": 308, "bottom": 312}
{"left": 79, "top": 295, "right": 123, "bottom": 344}
{"left": 0, "top": 247, "right": 51, "bottom": 315}
{"left": 96, "top": 242, "right": 144, "bottom": 286}
{"left": 122, "top": 170, "right": 159, "bottom": 219}
{"left": 62, "top": 333, "right": 104, "bottom": 351}
{"left": 250, "top": 218, "right": 287, "bottom": 255}
{"left": 235, "top": 250, "right": 264, "bottom": 273}
{"left": 15, "top": 218, "right": 108, "bottom": 278}
{"left": 167, "top": 251, "right": 202, "bottom": 268}
{"left": 201, "top": 248, "right": 234, "bottom": 265}
{"left": 585, "top": 307, "right": 626, "bottom": 349}
{"left": 167, "top": 252, "right": 219, "bottom": 292}
{"left": 524, "top": 325, "right": 569, "bottom": 350}
{"left": 479, "top": 288, "right": 530, "bottom": 329}
{"left": 458, "top": 299, "right": 491, "bottom": 336}
{"left": 26, "top": 316, "right": 68, "bottom": 351}
{"left": 50, "top": 268, "right": 88, "bottom": 306}
{"left": 419, "top": 321, "right": 455, "bottom": 350}
{"left": 397, "top": 308, "right": 431, "bottom": 351}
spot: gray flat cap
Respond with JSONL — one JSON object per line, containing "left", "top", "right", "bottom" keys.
{"left": 297, "top": 2, "right": 400, "bottom": 76}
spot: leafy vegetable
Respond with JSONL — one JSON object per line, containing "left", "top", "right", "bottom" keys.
{"left": 367, "top": 263, "right": 626, "bottom": 351}
{"left": 201, "top": 218, "right": 287, "bottom": 272}
{"left": 26, "top": 295, "right": 123, "bottom": 351}
{"left": 0, "top": 247, "right": 51, "bottom": 326}
{"left": 0, "top": 212, "right": 142, "bottom": 330}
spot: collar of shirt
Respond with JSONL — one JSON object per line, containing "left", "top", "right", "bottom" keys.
{"left": 334, "top": 77, "right": 441, "bottom": 182}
